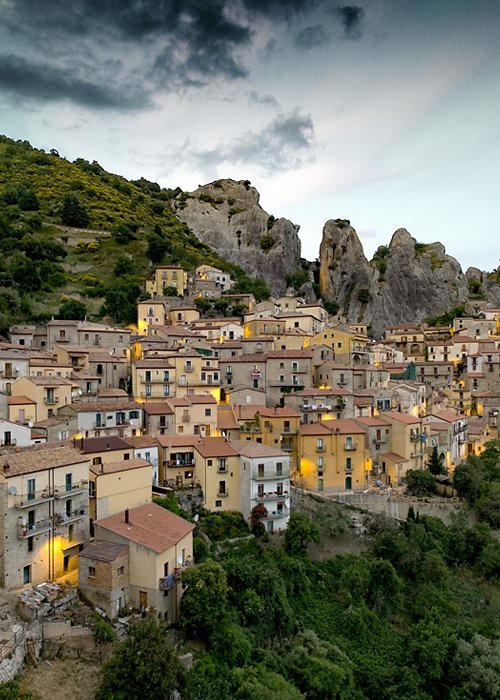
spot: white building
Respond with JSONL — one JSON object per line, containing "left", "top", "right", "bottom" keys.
{"left": 232, "top": 440, "right": 291, "bottom": 534}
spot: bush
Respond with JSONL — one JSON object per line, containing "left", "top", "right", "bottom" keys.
{"left": 61, "top": 195, "right": 89, "bottom": 228}
{"left": 92, "top": 615, "right": 117, "bottom": 644}
{"left": 404, "top": 470, "right": 436, "bottom": 497}
{"left": 200, "top": 511, "right": 250, "bottom": 541}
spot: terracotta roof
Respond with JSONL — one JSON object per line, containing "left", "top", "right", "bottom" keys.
{"left": 379, "top": 452, "right": 409, "bottom": 463}
{"left": 194, "top": 437, "right": 239, "bottom": 458}
{"left": 217, "top": 407, "right": 239, "bottom": 431}
{"left": 294, "top": 388, "right": 350, "bottom": 397}
{"left": 230, "top": 439, "right": 289, "bottom": 458}
{"left": 90, "top": 457, "right": 151, "bottom": 476}
{"left": 186, "top": 394, "right": 217, "bottom": 405}
{"left": 142, "top": 402, "right": 174, "bottom": 415}
{"left": 257, "top": 407, "right": 301, "bottom": 418}
{"left": 157, "top": 435, "right": 200, "bottom": 449}
{"left": 134, "top": 360, "right": 175, "bottom": 369}
{"left": 380, "top": 411, "right": 421, "bottom": 424}
{"left": 430, "top": 410, "right": 466, "bottom": 423}
{"left": 61, "top": 401, "right": 141, "bottom": 413}
{"left": 1, "top": 445, "right": 88, "bottom": 476}
{"left": 7, "top": 395, "right": 36, "bottom": 405}
{"left": 79, "top": 540, "right": 129, "bottom": 563}
{"left": 354, "top": 416, "right": 391, "bottom": 427}
{"left": 95, "top": 503, "right": 194, "bottom": 554}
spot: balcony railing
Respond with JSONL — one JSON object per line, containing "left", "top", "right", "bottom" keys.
{"left": 281, "top": 428, "right": 298, "bottom": 435}
{"left": 316, "top": 445, "right": 326, "bottom": 452}
{"left": 256, "top": 490, "right": 289, "bottom": 501}
{"left": 344, "top": 444, "right": 357, "bottom": 452}
{"left": 14, "top": 489, "right": 54, "bottom": 508}
{"left": 159, "top": 575, "right": 175, "bottom": 591}
{"left": 54, "top": 482, "right": 87, "bottom": 498}
{"left": 265, "top": 507, "right": 290, "bottom": 519}
{"left": 253, "top": 468, "right": 290, "bottom": 480}
{"left": 44, "top": 396, "right": 59, "bottom": 405}
{"left": 184, "top": 365, "right": 194, "bottom": 373}
{"left": 409, "top": 433, "right": 420, "bottom": 442}
{"left": 55, "top": 507, "right": 87, "bottom": 525}
{"left": 217, "top": 490, "right": 229, "bottom": 497}
{"left": 166, "top": 459, "right": 196, "bottom": 468}
{"left": 143, "top": 376, "right": 172, "bottom": 384}
{"left": 181, "top": 414, "right": 191, "bottom": 422}
{"left": 18, "top": 519, "right": 51, "bottom": 538}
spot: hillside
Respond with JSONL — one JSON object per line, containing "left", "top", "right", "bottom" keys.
{"left": 0, "top": 136, "right": 272, "bottom": 331}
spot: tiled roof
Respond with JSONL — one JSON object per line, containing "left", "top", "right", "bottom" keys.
{"left": 381, "top": 411, "right": 421, "bottom": 424}
{"left": 75, "top": 436, "right": 132, "bottom": 454}
{"left": 194, "top": 437, "right": 239, "bottom": 458}
{"left": 90, "top": 457, "right": 151, "bottom": 476}
{"left": 142, "top": 402, "right": 174, "bottom": 415}
{"left": 230, "top": 439, "right": 289, "bottom": 458}
{"left": 79, "top": 540, "right": 129, "bottom": 563}
{"left": 7, "top": 395, "right": 36, "bottom": 405}
{"left": 379, "top": 452, "right": 409, "bottom": 463}
{"left": 1, "top": 445, "right": 88, "bottom": 476}
{"left": 95, "top": 503, "right": 194, "bottom": 554}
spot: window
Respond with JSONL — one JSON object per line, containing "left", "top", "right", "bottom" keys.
{"left": 68, "top": 524, "right": 74, "bottom": 541}
{"left": 66, "top": 499, "right": 72, "bottom": 517}
{"left": 218, "top": 480, "right": 226, "bottom": 495}
{"left": 65, "top": 473, "right": 72, "bottom": 492}
{"left": 23, "top": 565, "right": 31, "bottom": 585}
{"left": 205, "top": 408, "right": 212, "bottom": 416}
{"left": 258, "top": 483, "right": 264, "bottom": 496}
{"left": 118, "top": 566, "right": 125, "bottom": 576}
{"left": 277, "top": 482, "right": 283, "bottom": 496}
{"left": 92, "top": 456, "right": 102, "bottom": 465}
{"left": 27, "top": 537, "right": 34, "bottom": 553}
{"left": 276, "top": 462, "right": 283, "bottom": 476}
{"left": 345, "top": 436, "right": 353, "bottom": 450}
{"left": 317, "top": 438, "right": 324, "bottom": 451}
{"left": 207, "top": 459, "right": 213, "bottom": 466}
{"left": 27, "top": 478, "right": 36, "bottom": 501}
{"left": 88, "top": 566, "right": 96, "bottom": 578}
{"left": 346, "top": 457, "right": 352, "bottom": 470}
{"left": 89, "top": 481, "right": 96, "bottom": 497}
{"left": 215, "top": 499, "right": 222, "bottom": 507}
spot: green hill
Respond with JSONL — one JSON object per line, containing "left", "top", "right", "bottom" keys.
{"left": 0, "top": 135, "right": 268, "bottom": 332}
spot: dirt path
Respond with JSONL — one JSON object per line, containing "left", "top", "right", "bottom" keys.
{"left": 19, "top": 658, "right": 102, "bottom": 700}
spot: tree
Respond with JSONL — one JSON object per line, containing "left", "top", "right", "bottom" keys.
{"left": 58, "top": 298, "right": 87, "bottom": 320}
{"left": 102, "top": 275, "right": 143, "bottom": 324}
{"left": 404, "top": 469, "right": 436, "bottom": 497}
{"left": 146, "top": 231, "right": 172, "bottom": 263}
{"left": 284, "top": 513, "right": 320, "bottom": 553}
{"left": 180, "top": 560, "right": 229, "bottom": 640}
{"left": 61, "top": 195, "right": 89, "bottom": 228}
{"left": 427, "top": 446, "right": 446, "bottom": 475}
{"left": 96, "top": 618, "right": 180, "bottom": 700}
{"left": 194, "top": 297, "right": 212, "bottom": 314}
{"left": 113, "top": 255, "right": 135, "bottom": 277}
{"left": 251, "top": 503, "right": 267, "bottom": 536}
{"left": 453, "top": 458, "right": 486, "bottom": 505}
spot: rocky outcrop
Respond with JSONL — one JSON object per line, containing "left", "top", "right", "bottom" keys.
{"left": 319, "top": 220, "right": 470, "bottom": 336}
{"left": 170, "top": 179, "right": 302, "bottom": 296}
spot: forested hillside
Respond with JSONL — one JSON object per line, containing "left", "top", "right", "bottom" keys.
{"left": 0, "top": 136, "right": 268, "bottom": 332}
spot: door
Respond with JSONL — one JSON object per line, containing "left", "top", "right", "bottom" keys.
{"left": 345, "top": 476, "right": 352, "bottom": 490}
{"left": 139, "top": 591, "right": 148, "bottom": 609}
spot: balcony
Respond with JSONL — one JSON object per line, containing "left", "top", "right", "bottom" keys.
{"left": 14, "top": 488, "right": 54, "bottom": 508}
{"left": 281, "top": 428, "right": 298, "bottom": 435}
{"left": 316, "top": 445, "right": 326, "bottom": 452}
{"left": 181, "top": 413, "right": 191, "bottom": 423}
{"left": 18, "top": 519, "right": 51, "bottom": 538}
{"left": 159, "top": 575, "right": 175, "bottom": 591}
{"left": 217, "top": 464, "right": 228, "bottom": 473}
{"left": 166, "top": 459, "right": 195, "bottom": 468}
{"left": 184, "top": 365, "right": 194, "bottom": 373}
{"left": 256, "top": 490, "right": 289, "bottom": 501}
{"left": 253, "top": 468, "right": 290, "bottom": 480}
{"left": 372, "top": 437, "right": 387, "bottom": 444}
{"left": 54, "top": 482, "right": 87, "bottom": 498}
{"left": 143, "top": 376, "right": 172, "bottom": 384}
{"left": 44, "top": 396, "right": 59, "bottom": 405}
{"left": 266, "top": 507, "right": 290, "bottom": 519}
{"left": 409, "top": 433, "right": 420, "bottom": 442}
{"left": 55, "top": 507, "right": 87, "bottom": 525}
{"left": 239, "top": 424, "right": 260, "bottom": 434}
{"left": 344, "top": 444, "right": 357, "bottom": 452}
{"left": 217, "top": 490, "right": 229, "bottom": 497}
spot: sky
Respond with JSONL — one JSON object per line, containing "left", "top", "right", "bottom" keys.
{"left": 1, "top": 0, "right": 499, "bottom": 271}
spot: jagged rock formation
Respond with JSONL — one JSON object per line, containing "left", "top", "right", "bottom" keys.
{"left": 319, "top": 220, "right": 470, "bottom": 336}
{"left": 170, "top": 179, "right": 302, "bottom": 296}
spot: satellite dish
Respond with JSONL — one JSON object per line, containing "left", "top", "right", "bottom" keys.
{"left": 28, "top": 421, "right": 33, "bottom": 428}
{"left": 8, "top": 486, "right": 17, "bottom": 495}
{"left": 194, "top": 514, "right": 199, "bottom": 522}
{"left": 78, "top": 389, "right": 83, "bottom": 396}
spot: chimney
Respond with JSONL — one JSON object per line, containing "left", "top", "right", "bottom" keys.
{"left": 125, "top": 508, "right": 129, "bottom": 524}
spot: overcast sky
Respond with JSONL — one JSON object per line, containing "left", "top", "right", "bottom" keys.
{"left": 1, "top": 0, "right": 499, "bottom": 270}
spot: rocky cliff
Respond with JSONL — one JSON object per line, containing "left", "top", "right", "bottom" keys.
{"left": 319, "top": 220, "right": 470, "bottom": 336}
{"left": 170, "top": 179, "right": 302, "bottom": 296}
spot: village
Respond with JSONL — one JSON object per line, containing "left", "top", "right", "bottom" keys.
{"left": 0, "top": 262, "right": 499, "bottom": 638}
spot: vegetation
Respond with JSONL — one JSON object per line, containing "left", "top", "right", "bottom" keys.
{"left": 0, "top": 135, "right": 271, "bottom": 326}
{"left": 453, "top": 440, "right": 500, "bottom": 528}
{"left": 426, "top": 304, "right": 467, "bottom": 327}
{"left": 96, "top": 618, "right": 181, "bottom": 700}
{"left": 173, "top": 504, "right": 500, "bottom": 699}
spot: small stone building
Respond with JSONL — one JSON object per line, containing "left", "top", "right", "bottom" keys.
{"left": 78, "top": 540, "right": 129, "bottom": 619}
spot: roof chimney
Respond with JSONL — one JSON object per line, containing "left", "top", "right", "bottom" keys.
{"left": 125, "top": 508, "right": 129, "bottom": 524}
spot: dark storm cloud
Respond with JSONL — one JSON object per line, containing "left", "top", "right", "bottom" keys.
{"left": 193, "top": 109, "right": 314, "bottom": 173}
{"left": 337, "top": 6, "right": 364, "bottom": 38}
{"left": 0, "top": 54, "right": 145, "bottom": 109}
{"left": 0, "top": 0, "right": 364, "bottom": 108}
